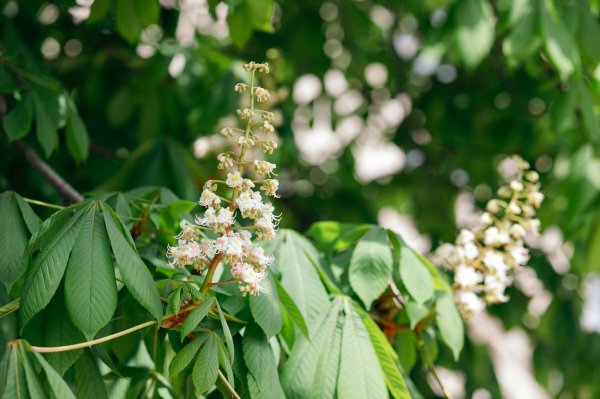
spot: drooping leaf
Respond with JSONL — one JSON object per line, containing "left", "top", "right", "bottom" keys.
{"left": 274, "top": 278, "right": 309, "bottom": 339}
{"left": 308, "top": 312, "right": 343, "bottom": 399}
{"left": 102, "top": 204, "right": 162, "bottom": 320}
{"left": 32, "top": 92, "right": 58, "bottom": 158}
{"left": 575, "top": 78, "right": 600, "bottom": 142}
{"left": 503, "top": 0, "right": 541, "bottom": 61}
{"left": 0, "top": 298, "right": 19, "bottom": 320}
{"left": 74, "top": 350, "right": 108, "bottom": 399}
{"left": 336, "top": 299, "right": 388, "bottom": 399}
{"left": 0, "top": 191, "right": 39, "bottom": 290}
{"left": 354, "top": 304, "right": 410, "bottom": 399}
{"left": 180, "top": 298, "right": 214, "bottom": 340}
{"left": 31, "top": 349, "right": 77, "bottom": 399}
{"left": 3, "top": 96, "right": 33, "bottom": 141}
{"left": 20, "top": 203, "right": 89, "bottom": 330}
{"left": 65, "top": 99, "right": 89, "bottom": 163}
{"left": 273, "top": 230, "right": 329, "bottom": 329}
{"left": 540, "top": 0, "right": 581, "bottom": 80}
{"left": 435, "top": 291, "right": 464, "bottom": 361}
{"left": 397, "top": 245, "right": 434, "bottom": 305}
{"left": 281, "top": 299, "right": 342, "bottom": 399}
{"left": 249, "top": 274, "right": 282, "bottom": 337}
{"left": 65, "top": 202, "right": 117, "bottom": 339}
{"left": 19, "top": 344, "right": 47, "bottom": 399}
{"left": 348, "top": 227, "right": 393, "bottom": 308}
{"left": 454, "top": 0, "right": 495, "bottom": 68}
{"left": 215, "top": 301, "right": 235, "bottom": 365}
{"left": 192, "top": 332, "right": 219, "bottom": 395}
{"left": 43, "top": 293, "right": 85, "bottom": 376}
{"left": 243, "top": 322, "right": 285, "bottom": 399}
{"left": 169, "top": 333, "right": 208, "bottom": 376}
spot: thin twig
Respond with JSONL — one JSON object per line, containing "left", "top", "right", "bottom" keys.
{"left": 416, "top": 333, "right": 453, "bottom": 399}
{"left": 13, "top": 141, "right": 84, "bottom": 204}
{"left": 30, "top": 320, "right": 157, "bottom": 353}
{"left": 22, "top": 198, "right": 65, "bottom": 210}
{"left": 218, "top": 369, "right": 241, "bottom": 399}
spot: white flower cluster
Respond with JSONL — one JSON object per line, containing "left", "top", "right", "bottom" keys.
{"left": 168, "top": 62, "right": 279, "bottom": 296}
{"left": 431, "top": 155, "right": 544, "bottom": 319}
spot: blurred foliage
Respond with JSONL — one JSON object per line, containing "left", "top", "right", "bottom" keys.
{"left": 2, "top": 0, "right": 600, "bottom": 397}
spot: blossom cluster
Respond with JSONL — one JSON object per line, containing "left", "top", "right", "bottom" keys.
{"left": 168, "top": 62, "right": 279, "bottom": 295}
{"left": 431, "top": 155, "right": 544, "bottom": 319}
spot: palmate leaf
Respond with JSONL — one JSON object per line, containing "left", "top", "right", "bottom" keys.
{"left": 348, "top": 227, "right": 393, "bottom": 308}
{"left": 180, "top": 298, "right": 214, "bottom": 340}
{"left": 169, "top": 333, "right": 208, "bottom": 376}
{"left": 102, "top": 203, "right": 162, "bottom": 320}
{"left": 435, "top": 291, "right": 464, "bottom": 361}
{"left": 0, "top": 191, "right": 40, "bottom": 291}
{"left": 354, "top": 304, "right": 410, "bottom": 399}
{"left": 281, "top": 299, "right": 342, "bottom": 399}
{"left": 249, "top": 274, "right": 282, "bottom": 338}
{"left": 397, "top": 244, "right": 434, "bottom": 305}
{"left": 243, "top": 323, "right": 285, "bottom": 399}
{"left": 336, "top": 299, "right": 388, "bottom": 399}
{"left": 20, "top": 203, "right": 89, "bottom": 331}
{"left": 272, "top": 230, "right": 329, "bottom": 327}
{"left": 274, "top": 278, "right": 309, "bottom": 339}
{"left": 65, "top": 202, "right": 117, "bottom": 339}
{"left": 74, "top": 350, "right": 108, "bottom": 399}
{"left": 192, "top": 332, "right": 219, "bottom": 395}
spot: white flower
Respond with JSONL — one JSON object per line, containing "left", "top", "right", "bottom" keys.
{"left": 234, "top": 83, "right": 248, "bottom": 93}
{"left": 253, "top": 160, "right": 276, "bottom": 176}
{"left": 167, "top": 239, "right": 205, "bottom": 268}
{"left": 199, "top": 189, "right": 221, "bottom": 207}
{"left": 481, "top": 212, "right": 493, "bottom": 225}
{"left": 217, "top": 153, "right": 234, "bottom": 170}
{"left": 509, "top": 245, "right": 529, "bottom": 266}
{"left": 528, "top": 192, "right": 544, "bottom": 208}
{"left": 484, "top": 275, "right": 509, "bottom": 303}
{"left": 461, "top": 242, "right": 479, "bottom": 260}
{"left": 510, "top": 180, "right": 524, "bottom": 192}
{"left": 431, "top": 243, "right": 461, "bottom": 268}
{"left": 455, "top": 290, "right": 485, "bottom": 319}
{"left": 482, "top": 250, "right": 508, "bottom": 274}
{"left": 176, "top": 220, "right": 196, "bottom": 240}
{"left": 196, "top": 207, "right": 217, "bottom": 227}
{"left": 255, "top": 87, "right": 270, "bottom": 103}
{"left": 217, "top": 208, "right": 234, "bottom": 226}
{"left": 484, "top": 227, "right": 510, "bottom": 246}
{"left": 216, "top": 233, "right": 245, "bottom": 260}
{"left": 457, "top": 229, "right": 475, "bottom": 245}
{"left": 260, "top": 179, "right": 279, "bottom": 197}
{"left": 510, "top": 223, "right": 526, "bottom": 239}
{"left": 506, "top": 203, "right": 521, "bottom": 215}
{"left": 226, "top": 171, "right": 244, "bottom": 188}
{"left": 454, "top": 264, "right": 483, "bottom": 288}
{"left": 261, "top": 120, "right": 275, "bottom": 134}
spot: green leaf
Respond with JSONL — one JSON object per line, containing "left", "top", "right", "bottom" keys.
{"left": 274, "top": 278, "right": 309, "bottom": 339}
{"left": 454, "top": 0, "right": 495, "bottom": 68}
{"left": 192, "top": 332, "right": 219, "bottom": 395}
{"left": 250, "top": 275, "right": 282, "bottom": 337}
{"left": 0, "top": 192, "right": 35, "bottom": 290}
{"left": 65, "top": 203, "right": 117, "bottom": 339}
{"left": 87, "top": 0, "right": 111, "bottom": 23}
{"left": 281, "top": 299, "right": 342, "bottom": 398}
{"left": 308, "top": 312, "right": 343, "bottom": 399}
{"left": 397, "top": 245, "right": 434, "bottom": 305}
{"left": 247, "top": 0, "right": 274, "bottom": 31}
{"left": 31, "top": 349, "right": 77, "bottom": 399}
{"left": 274, "top": 230, "right": 329, "bottom": 328}
{"left": 3, "top": 96, "right": 33, "bottom": 141}
{"left": 116, "top": 0, "right": 142, "bottom": 43}
{"left": 540, "top": 0, "right": 581, "bottom": 80}
{"left": 1, "top": 344, "right": 28, "bottom": 399}
{"left": 167, "top": 199, "right": 197, "bottom": 215}
{"left": 180, "top": 298, "right": 214, "bottom": 340}
{"left": 137, "top": 0, "right": 160, "bottom": 26}
{"left": 102, "top": 204, "right": 162, "bottom": 320}
{"left": 405, "top": 301, "right": 431, "bottom": 330}
{"left": 575, "top": 78, "right": 600, "bottom": 142}
{"left": 217, "top": 337, "right": 235, "bottom": 388}
{"left": 65, "top": 99, "right": 89, "bottom": 163}
{"left": 0, "top": 298, "right": 19, "bottom": 320}
{"left": 336, "top": 299, "right": 388, "bottom": 399}
{"left": 169, "top": 333, "right": 208, "bottom": 376}
{"left": 503, "top": 1, "right": 541, "bottom": 60}
{"left": 44, "top": 293, "right": 85, "bottom": 375}
{"left": 354, "top": 304, "right": 410, "bottom": 399}
{"left": 227, "top": 6, "right": 253, "bottom": 48}
{"left": 14, "top": 195, "right": 41, "bottom": 234}
{"left": 243, "top": 323, "right": 285, "bottom": 399}
{"left": 349, "top": 227, "right": 393, "bottom": 308}
{"left": 32, "top": 92, "right": 58, "bottom": 158}
{"left": 20, "top": 345, "right": 47, "bottom": 399}
{"left": 435, "top": 291, "right": 464, "bottom": 361}
{"left": 20, "top": 204, "right": 88, "bottom": 330}
{"left": 74, "top": 350, "right": 108, "bottom": 399}
{"left": 215, "top": 301, "right": 235, "bottom": 365}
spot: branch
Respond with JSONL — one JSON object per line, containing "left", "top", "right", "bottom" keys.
{"left": 13, "top": 140, "right": 84, "bottom": 204}
{"left": 218, "top": 369, "right": 241, "bottom": 399}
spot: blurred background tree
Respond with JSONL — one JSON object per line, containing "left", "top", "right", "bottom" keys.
{"left": 2, "top": 0, "right": 600, "bottom": 397}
